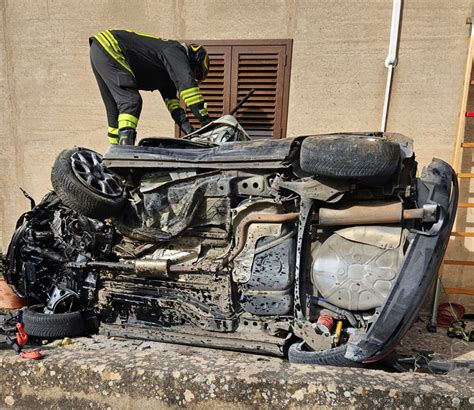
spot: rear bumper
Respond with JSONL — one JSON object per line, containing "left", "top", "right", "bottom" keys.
{"left": 345, "top": 158, "right": 458, "bottom": 362}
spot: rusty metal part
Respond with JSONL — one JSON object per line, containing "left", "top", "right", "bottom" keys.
{"left": 315, "top": 309, "right": 334, "bottom": 337}
{"left": 135, "top": 202, "right": 431, "bottom": 275}
{"left": 217, "top": 212, "right": 299, "bottom": 270}
{"left": 66, "top": 259, "right": 171, "bottom": 278}
{"left": 318, "top": 201, "right": 432, "bottom": 226}
{"left": 403, "top": 204, "right": 438, "bottom": 222}
{"left": 403, "top": 208, "right": 424, "bottom": 220}
{"left": 273, "top": 176, "right": 349, "bottom": 203}
{"left": 293, "top": 319, "right": 333, "bottom": 351}
{"left": 67, "top": 257, "right": 224, "bottom": 276}
{"left": 133, "top": 259, "right": 170, "bottom": 278}
{"left": 309, "top": 297, "right": 359, "bottom": 328}
{"left": 318, "top": 201, "right": 402, "bottom": 226}
{"left": 232, "top": 222, "right": 282, "bottom": 283}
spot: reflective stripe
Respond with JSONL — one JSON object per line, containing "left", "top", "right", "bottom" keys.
{"left": 99, "top": 31, "right": 114, "bottom": 49}
{"left": 182, "top": 92, "right": 202, "bottom": 101}
{"left": 108, "top": 136, "right": 119, "bottom": 144}
{"left": 185, "top": 95, "right": 204, "bottom": 106}
{"left": 103, "top": 30, "right": 122, "bottom": 53}
{"left": 165, "top": 98, "right": 180, "bottom": 112}
{"left": 118, "top": 120, "right": 137, "bottom": 129}
{"left": 119, "top": 113, "right": 138, "bottom": 125}
{"left": 108, "top": 127, "right": 118, "bottom": 136}
{"left": 118, "top": 113, "right": 139, "bottom": 129}
{"left": 181, "top": 87, "right": 204, "bottom": 107}
{"left": 94, "top": 31, "right": 134, "bottom": 76}
{"left": 180, "top": 87, "right": 201, "bottom": 98}
{"left": 98, "top": 31, "right": 125, "bottom": 63}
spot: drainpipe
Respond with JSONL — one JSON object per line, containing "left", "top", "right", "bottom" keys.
{"left": 381, "top": 0, "right": 403, "bottom": 132}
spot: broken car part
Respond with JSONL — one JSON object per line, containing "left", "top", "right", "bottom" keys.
{"left": 4, "top": 117, "right": 457, "bottom": 368}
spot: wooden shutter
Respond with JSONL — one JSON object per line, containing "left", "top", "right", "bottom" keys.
{"left": 176, "top": 40, "right": 292, "bottom": 139}
{"left": 230, "top": 46, "right": 287, "bottom": 139}
{"left": 178, "top": 46, "right": 232, "bottom": 135}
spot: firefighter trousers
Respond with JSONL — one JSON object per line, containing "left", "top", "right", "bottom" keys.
{"left": 90, "top": 41, "right": 142, "bottom": 139}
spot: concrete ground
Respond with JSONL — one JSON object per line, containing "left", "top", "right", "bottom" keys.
{"left": 0, "top": 315, "right": 473, "bottom": 409}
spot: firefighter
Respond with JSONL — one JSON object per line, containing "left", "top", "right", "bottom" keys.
{"left": 89, "top": 29, "right": 211, "bottom": 145}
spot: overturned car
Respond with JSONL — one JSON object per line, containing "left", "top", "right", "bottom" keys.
{"left": 5, "top": 115, "right": 457, "bottom": 366}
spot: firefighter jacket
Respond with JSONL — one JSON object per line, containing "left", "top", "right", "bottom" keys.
{"left": 91, "top": 30, "right": 210, "bottom": 129}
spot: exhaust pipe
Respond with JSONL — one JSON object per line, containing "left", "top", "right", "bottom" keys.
{"left": 318, "top": 201, "right": 437, "bottom": 226}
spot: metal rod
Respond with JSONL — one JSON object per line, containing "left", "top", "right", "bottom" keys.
{"left": 381, "top": 65, "right": 394, "bottom": 132}
{"left": 429, "top": 276, "right": 442, "bottom": 331}
{"left": 381, "top": 0, "right": 403, "bottom": 132}
{"left": 230, "top": 89, "right": 255, "bottom": 115}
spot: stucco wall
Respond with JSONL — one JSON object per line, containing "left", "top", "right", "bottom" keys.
{"left": 0, "top": 0, "right": 472, "bottom": 303}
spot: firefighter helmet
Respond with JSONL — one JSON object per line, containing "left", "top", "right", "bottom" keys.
{"left": 188, "top": 44, "right": 210, "bottom": 82}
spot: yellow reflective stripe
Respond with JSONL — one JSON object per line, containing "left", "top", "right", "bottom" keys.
{"left": 165, "top": 98, "right": 180, "bottom": 112}
{"left": 118, "top": 120, "right": 137, "bottom": 129}
{"left": 198, "top": 107, "right": 209, "bottom": 116}
{"left": 185, "top": 95, "right": 204, "bottom": 106}
{"left": 118, "top": 113, "right": 139, "bottom": 129}
{"left": 98, "top": 32, "right": 124, "bottom": 61}
{"left": 180, "top": 89, "right": 200, "bottom": 98}
{"left": 103, "top": 30, "right": 121, "bottom": 53}
{"left": 108, "top": 127, "right": 118, "bottom": 135}
{"left": 99, "top": 31, "right": 115, "bottom": 50}
{"left": 94, "top": 34, "right": 112, "bottom": 52}
{"left": 108, "top": 136, "right": 119, "bottom": 144}
{"left": 183, "top": 92, "right": 203, "bottom": 101}
{"left": 118, "top": 113, "right": 138, "bottom": 125}
{"left": 180, "top": 87, "right": 200, "bottom": 98}
{"left": 94, "top": 34, "right": 134, "bottom": 76}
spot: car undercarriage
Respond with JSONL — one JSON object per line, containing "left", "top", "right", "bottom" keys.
{"left": 4, "top": 116, "right": 457, "bottom": 366}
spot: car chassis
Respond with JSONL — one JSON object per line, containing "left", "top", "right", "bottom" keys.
{"left": 4, "top": 115, "right": 457, "bottom": 366}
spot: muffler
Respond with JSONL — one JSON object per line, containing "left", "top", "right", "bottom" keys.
{"left": 318, "top": 201, "right": 437, "bottom": 226}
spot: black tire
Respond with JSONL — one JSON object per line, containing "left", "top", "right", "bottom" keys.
{"left": 51, "top": 147, "right": 125, "bottom": 220}
{"left": 22, "top": 305, "right": 86, "bottom": 338}
{"left": 300, "top": 135, "right": 400, "bottom": 179}
{"left": 288, "top": 342, "right": 364, "bottom": 367}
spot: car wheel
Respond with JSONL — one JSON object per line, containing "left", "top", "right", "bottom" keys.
{"left": 22, "top": 305, "right": 87, "bottom": 338}
{"left": 300, "top": 135, "right": 400, "bottom": 179}
{"left": 51, "top": 147, "right": 125, "bottom": 220}
{"left": 288, "top": 342, "right": 364, "bottom": 367}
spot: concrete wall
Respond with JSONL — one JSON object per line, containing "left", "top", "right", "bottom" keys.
{"left": 1, "top": 0, "right": 472, "bottom": 303}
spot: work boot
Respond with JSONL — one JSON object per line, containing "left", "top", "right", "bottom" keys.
{"left": 118, "top": 129, "right": 137, "bottom": 146}
{"left": 181, "top": 121, "right": 195, "bottom": 135}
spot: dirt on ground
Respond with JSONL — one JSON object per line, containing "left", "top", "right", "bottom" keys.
{"left": 398, "top": 316, "right": 473, "bottom": 363}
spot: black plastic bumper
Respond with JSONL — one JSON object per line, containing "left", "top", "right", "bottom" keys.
{"left": 345, "top": 158, "right": 458, "bottom": 362}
